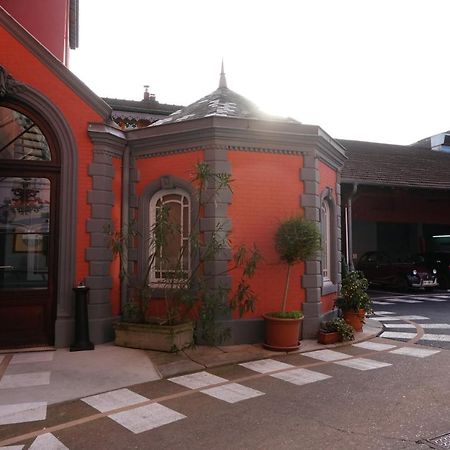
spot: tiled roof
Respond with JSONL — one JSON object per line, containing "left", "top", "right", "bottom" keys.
{"left": 339, "top": 139, "right": 450, "bottom": 190}
{"left": 102, "top": 97, "right": 182, "bottom": 115}
{"left": 151, "top": 81, "right": 298, "bottom": 126}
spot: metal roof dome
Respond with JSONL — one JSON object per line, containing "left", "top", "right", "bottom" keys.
{"left": 151, "top": 63, "right": 297, "bottom": 126}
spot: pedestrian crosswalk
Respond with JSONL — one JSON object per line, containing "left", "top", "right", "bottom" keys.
{"left": 370, "top": 292, "right": 450, "bottom": 345}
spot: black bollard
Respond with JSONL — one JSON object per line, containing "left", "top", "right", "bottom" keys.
{"left": 70, "top": 283, "right": 95, "bottom": 352}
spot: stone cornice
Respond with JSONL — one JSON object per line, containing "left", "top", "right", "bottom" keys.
{"left": 127, "top": 116, "right": 347, "bottom": 166}
{"left": 88, "top": 124, "right": 127, "bottom": 158}
{"left": 0, "top": 7, "right": 111, "bottom": 121}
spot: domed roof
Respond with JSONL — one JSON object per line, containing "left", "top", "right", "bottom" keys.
{"left": 151, "top": 64, "right": 298, "bottom": 126}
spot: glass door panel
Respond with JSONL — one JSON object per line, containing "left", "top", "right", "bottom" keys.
{"left": 0, "top": 177, "right": 50, "bottom": 289}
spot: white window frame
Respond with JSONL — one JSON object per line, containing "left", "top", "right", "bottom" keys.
{"left": 148, "top": 188, "right": 191, "bottom": 286}
{"left": 321, "top": 199, "right": 331, "bottom": 281}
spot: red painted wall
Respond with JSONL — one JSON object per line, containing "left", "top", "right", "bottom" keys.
{"left": 135, "top": 152, "right": 204, "bottom": 197}
{"left": 228, "top": 151, "right": 305, "bottom": 318}
{"left": 1, "top": 24, "right": 103, "bottom": 285}
{"left": 321, "top": 293, "right": 336, "bottom": 313}
{"left": 353, "top": 190, "right": 450, "bottom": 224}
{"left": 0, "top": 0, "right": 70, "bottom": 64}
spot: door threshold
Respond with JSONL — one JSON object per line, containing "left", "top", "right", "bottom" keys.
{"left": 0, "top": 346, "right": 56, "bottom": 354}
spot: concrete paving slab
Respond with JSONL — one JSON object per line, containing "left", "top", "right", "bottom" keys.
{"left": 0, "top": 344, "right": 160, "bottom": 406}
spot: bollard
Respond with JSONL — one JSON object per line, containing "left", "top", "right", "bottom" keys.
{"left": 70, "top": 282, "right": 95, "bottom": 352}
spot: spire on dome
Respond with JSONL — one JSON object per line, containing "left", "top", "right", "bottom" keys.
{"left": 219, "top": 59, "right": 227, "bottom": 89}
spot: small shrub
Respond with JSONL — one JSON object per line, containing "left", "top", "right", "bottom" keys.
{"left": 335, "top": 270, "right": 373, "bottom": 314}
{"left": 320, "top": 317, "right": 354, "bottom": 341}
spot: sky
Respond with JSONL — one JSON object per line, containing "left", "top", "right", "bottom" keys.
{"left": 69, "top": 0, "right": 450, "bottom": 145}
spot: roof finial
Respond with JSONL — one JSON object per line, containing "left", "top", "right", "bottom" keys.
{"left": 219, "top": 59, "right": 227, "bottom": 89}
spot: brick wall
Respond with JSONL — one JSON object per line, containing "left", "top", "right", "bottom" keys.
{"left": 228, "top": 150, "right": 305, "bottom": 317}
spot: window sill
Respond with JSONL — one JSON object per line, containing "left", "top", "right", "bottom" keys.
{"left": 322, "top": 279, "right": 337, "bottom": 296}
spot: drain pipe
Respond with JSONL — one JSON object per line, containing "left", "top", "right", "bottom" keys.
{"left": 346, "top": 183, "right": 358, "bottom": 271}
{"left": 120, "top": 145, "right": 130, "bottom": 309}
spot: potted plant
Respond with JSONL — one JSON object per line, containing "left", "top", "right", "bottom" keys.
{"left": 110, "top": 162, "right": 261, "bottom": 352}
{"left": 335, "top": 270, "right": 373, "bottom": 332}
{"left": 263, "top": 216, "right": 321, "bottom": 351}
{"left": 318, "top": 317, "right": 354, "bottom": 344}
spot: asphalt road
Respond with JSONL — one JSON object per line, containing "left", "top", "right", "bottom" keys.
{"left": 369, "top": 288, "right": 450, "bottom": 350}
{"left": 2, "top": 335, "right": 450, "bottom": 449}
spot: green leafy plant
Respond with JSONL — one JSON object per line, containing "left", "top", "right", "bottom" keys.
{"left": 320, "top": 317, "right": 354, "bottom": 341}
{"left": 107, "top": 161, "right": 261, "bottom": 345}
{"left": 335, "top": 270, "right": 373, "bottom": 314}
{"left": 269, "top": 215, "right": 321, "bottom": 318}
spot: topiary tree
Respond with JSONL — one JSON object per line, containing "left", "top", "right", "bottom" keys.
{"left": 275, "top": 216, "right": 321, "bottom": 314}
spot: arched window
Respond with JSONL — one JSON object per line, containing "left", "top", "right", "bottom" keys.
{"left": 0, "top": 106, "right": 52, "bottom": 161}
{"left": 149, "top": 188, "right": 191, "bottom": 285}
{"left": 321, "top": 199, "right": 331, "bottom": 281}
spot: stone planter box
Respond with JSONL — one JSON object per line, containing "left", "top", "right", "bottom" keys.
{"left": 113, "top": 321, "right": 194, "bottom": 352}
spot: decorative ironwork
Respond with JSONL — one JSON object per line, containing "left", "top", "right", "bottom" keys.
{"left": 0, "top": 66, "right": 25, "bottom": 98}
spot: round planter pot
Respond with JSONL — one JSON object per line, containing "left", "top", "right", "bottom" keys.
{"left": 343, "top": 309, "right": 365, "bottom": 332}
{"left": 263, "top": 314, "right": 303, "bottom": 351}
{"left": 318, "top": 330, "right": 340, "bottom": 345}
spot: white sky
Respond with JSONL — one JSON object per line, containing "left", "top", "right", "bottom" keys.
{"left": 69, "top": 0, "right": 450, "bottom": 145}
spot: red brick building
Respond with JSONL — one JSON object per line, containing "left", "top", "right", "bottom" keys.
{"left": 0, "top": 3, "right": 346, "bottom": 349}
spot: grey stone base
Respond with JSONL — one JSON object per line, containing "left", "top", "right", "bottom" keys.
{"left": 302, "top": 316, "right": 321, "bottom": 339}
{"left": 54, "top": 315, "right": 118, "bottom": 348}
{"left": 89, "top": 316, "right": 117, "bottom": 344}
{"left": 54, "top": 317, "right": 75, "bottom": 348}
{"left": 218, "top": 318, "right": 265, "bottom": 344}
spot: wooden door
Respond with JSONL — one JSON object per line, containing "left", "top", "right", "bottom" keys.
{"left": 0, "top": 105, "right": 59, "bottom": 349}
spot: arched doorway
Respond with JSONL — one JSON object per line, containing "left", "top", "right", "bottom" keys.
{"left": 0, "top": 103, "right": 60, "bottom": 348}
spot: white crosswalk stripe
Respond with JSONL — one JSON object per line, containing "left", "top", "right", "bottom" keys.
{"left": 382, "top": 298, "right": 422, "bottom": 303}
{"left": 28, "top": 433, "right": 69, "bottom": 449}
{"left": 408, "top": 296, "right": 446, "bottom": 302}
{"left": 383, "top": 323, "right": 450, "bottom": 329}
{"left": 420, "top": 334, "right": 450, "bottom": 342}
{"left": 380, "top": 331, "right": 416, "bottom": 339}
{"left": 270, "top": 368, "right": 331, "bottom": 385}
{"left": 390, "top": 347, "right": 441, "bottom": 358}
{"left": 335, "top": 358, "right": 392, "bottom": 371}
{"left": 109, "top": 403, "right": 186, "bottom": 434}
{"left": 353, "top": 342, "right": 397, "bottom": 351}
{"left": 201, "top": 383, "right": 264, "bottom": 403}
{"left": 169, "top": 371, "right": 228, "bottom": 389}
{"left": 371, "top": 315, "right": 430, "bottom": 321}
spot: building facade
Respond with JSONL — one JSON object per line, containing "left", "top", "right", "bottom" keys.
{"left": 0, "top": 5, "right": 345, "bottom": 349}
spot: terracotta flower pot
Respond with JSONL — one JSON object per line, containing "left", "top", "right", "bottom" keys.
{"left": 343, "top": 309, "right": 365, "bottom": 332}
{"left": 318, "top": 330, "right": 340, "bottom": 345}
{"left": 263, "top": 314, "right": 303, "bottom": 351}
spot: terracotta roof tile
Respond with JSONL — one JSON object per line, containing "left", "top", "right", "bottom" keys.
{"left": 339, "top": 139, "right": 450, "bottom": 190}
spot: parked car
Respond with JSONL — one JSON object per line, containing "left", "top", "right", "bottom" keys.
{"left": 356, "top": 251, "right": 438, "bottom": 290}
{"left": 418, "top": 252, "right": 450, "bottom": 289}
